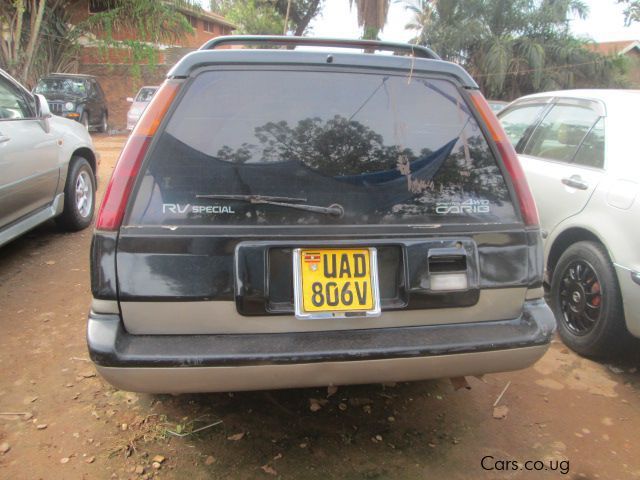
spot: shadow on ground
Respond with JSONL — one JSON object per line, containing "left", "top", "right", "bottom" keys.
{"left": 110, "top": 379, "right": 479, "bottom": 479}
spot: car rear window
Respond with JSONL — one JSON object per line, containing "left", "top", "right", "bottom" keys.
{"left": 126, "top": 69, "right": 517, "bottom": 227}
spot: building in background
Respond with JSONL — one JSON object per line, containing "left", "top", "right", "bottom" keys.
{"left": 587, "top": 40, "right": 640, "bottom": 87}
{"left": 65, "top": 0, "right": 235, "bottom": 130}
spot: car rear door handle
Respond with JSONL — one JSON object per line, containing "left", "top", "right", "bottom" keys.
{"left": 561, "top": 175, "right": 589, "bottom": 190}
{"left": 0, "top": 134, "right": 10, "bottom": 144}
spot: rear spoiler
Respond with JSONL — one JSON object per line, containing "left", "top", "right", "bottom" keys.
{"left": 199, "top": 35, "right": 441, "bottom": 60}
{"left": 170, "top": 36, "right": 477, "bottom": 88}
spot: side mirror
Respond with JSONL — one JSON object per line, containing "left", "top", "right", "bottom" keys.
{"left": 35, "top": 94, "right": 51, "bottom": 133}
{"left": 126, "top": 97, "right": 134, "bottom": 103}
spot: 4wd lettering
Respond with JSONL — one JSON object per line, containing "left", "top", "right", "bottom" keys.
{"left": 162, "top": 204, "right": 235, "bottom": 214}
{"left": 436, "top": 199, "right": 490, "bottom": 215}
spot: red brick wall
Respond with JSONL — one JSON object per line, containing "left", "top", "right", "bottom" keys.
{"left": 68, "top": 0, "right": 232, "bottom": 49}
{"left": 66, "top": 1, "right": 234, "bottom": 129}
{"left": 181, "top": 14, "right": 234, "bottom": 48}
{"left": 80, "top": 47, "right": 167, "bottom": 65}
{"left": 79, "top": 64, "right": 169, "bottom": 131}
{"left": 68, "top": 0, "right": 89, "bottom": 25}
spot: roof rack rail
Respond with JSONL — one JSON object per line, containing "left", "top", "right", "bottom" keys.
{"left": 199, "top": 35, "right": 441, "bottom": 60}
{"left": 47, "top": 72, "right": 95, "bottom": 77}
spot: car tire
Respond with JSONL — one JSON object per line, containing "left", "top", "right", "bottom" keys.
{"left": 549, "top": 241, "right": 628, "bottom": 358}
{"left": 98, "top": 111, "right": 108, "bottom": 133}
{"left": 56, "top": 156, "right": 96, "bottom": 231}
{"left": 80, "top": 112, "right": 89, "bottom": 131}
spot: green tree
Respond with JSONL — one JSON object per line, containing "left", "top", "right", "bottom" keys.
{"left": 273, "top": 0, "right": 323, "bottom": 35}
{"left": 210, "top": 0, "right": 322, "bottom": 35}
{"left": 254, "top": 116, "right": 411, "bottom": 174}
{"left": 0, "top": 0, "right": 196, "bottom": 86}
{"left": 84, "top": 0, "right": 196, "bottom": 78}
{"left": 350, "top": 0, "right": 390, "bottom": 39}
{"left": 404, "top": 0, "right": 626, "bottom": 99}
{"left": 1, "top": 0, "right": 50, "bottom": 83}
{"left": 618, "top": 0, "right": 640, "bottom": 24}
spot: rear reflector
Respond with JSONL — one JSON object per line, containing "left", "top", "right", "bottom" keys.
{"left": 469, "top": 91, "right": 539, "bottom": 227}
{"left": 96, "top": 80, "right": 180, "bottom": 231}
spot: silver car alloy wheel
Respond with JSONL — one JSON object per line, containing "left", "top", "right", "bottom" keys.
{"left": 75, "top": 170, "right": 93, "bottom": 218}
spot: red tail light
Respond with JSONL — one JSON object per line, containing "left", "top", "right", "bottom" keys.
{"left": 96, "top": 81, "right": 180, "bottom": 231}
{"left": 469, "top": 91, "right": 539, "bottom": 227}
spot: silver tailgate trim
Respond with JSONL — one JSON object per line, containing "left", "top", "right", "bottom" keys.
{"left": 120, "top": 288, "right": 526, "bottom": 335}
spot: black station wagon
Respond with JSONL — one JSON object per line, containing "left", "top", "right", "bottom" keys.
{"left": 88, "top": 36, "right": 554, "bottom": 393}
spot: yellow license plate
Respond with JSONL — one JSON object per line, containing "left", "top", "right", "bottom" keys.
{"left": 293, "top": 248, "right": 381, "bottom": 319}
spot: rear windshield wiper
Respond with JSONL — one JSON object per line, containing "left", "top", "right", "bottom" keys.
{"left": 196, "top": 194, "right": 344, "bottom": 217}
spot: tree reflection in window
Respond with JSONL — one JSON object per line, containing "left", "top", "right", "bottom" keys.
{"left": 212, "top": 114, "right": 509, "bottom": 205}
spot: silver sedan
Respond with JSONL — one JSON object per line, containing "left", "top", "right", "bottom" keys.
{"left": 0, "top": 69, "right": 98, "bottom": 247}
{"left": 499, "top": 90, "right": 640, "bottom": 357}
{"left": 126, "top": 86, "right": 158, "bottom": 131}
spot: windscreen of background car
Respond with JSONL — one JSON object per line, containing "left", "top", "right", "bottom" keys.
{"left": 34, "top": 78, "right": 87, "bottom": 96}
{"left": 136, "top": 87, "right": 157, "bottom": 102}
{"left": 127, "top": 70, "right": 518, "bottom": 227}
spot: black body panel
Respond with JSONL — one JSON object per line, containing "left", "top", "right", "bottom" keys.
{"left": 235, "top": 238, "right": 479, "bottom": 315}
{"left": 109, "top": 227, "right": 542, "bottom": 314}
{"left": 88, "top": 299, "right": 554, "bottom": 368}
{"left": 90, "top": 52, "right": 544, "bottom": 324}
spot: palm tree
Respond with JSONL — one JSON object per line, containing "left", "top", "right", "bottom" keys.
{"left": 350, "top": 0, "right": 390, "bottom": 39}
{"left": 618, "top": 0, "right": 640, "bottom": 24}
{"left": 403, "top": 0, "right": 625, "bottom": 99}
{"left": 1, "top": 0, "right": 199, "bottom": 85}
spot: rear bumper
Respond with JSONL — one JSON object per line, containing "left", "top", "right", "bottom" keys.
{"left": 88, "top": 299, "right": 555, "bottom": 393}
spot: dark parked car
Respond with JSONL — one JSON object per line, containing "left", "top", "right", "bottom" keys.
{"left": 89, "top": 36, "right": 554, "bottom": 394}
{"left": 34, "top": 73, "right": 108, "bottom": 132}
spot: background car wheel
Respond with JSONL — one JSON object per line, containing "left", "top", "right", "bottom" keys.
{"left": 80, "top": 112, "right": 89, "bottom": 131}
{"left": 550, "top": 241, "right": 628, "bottom": 358}
{"left": 56, "top": 156, "right": 96, "bottom": 231}
{"left": 98, "top": 111, "right": 108, "bottom": 133}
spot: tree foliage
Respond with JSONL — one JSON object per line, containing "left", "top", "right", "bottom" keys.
{"left": 211, "top": 0, "right": 322, "bottom": 35}
{"left": 1, "top": 0, "right": 52, "bottom": 84}
{"left": 253, "top": 116, "right": 412, "bottom": 174}
{"left": 212, "top": 115, "right": 508, "bottom": 208}
{"left": 618, "top": 0, "right": 640, "bottom": 24}
{"left": 349, "top": 0, "right": 390, "bottom": 39}
{"left": 0, "top": 0, "right": 197, "bottom": 86}
{"left": 404, "top": 0, "right": 627, "bottom": 99}
{"left": 86, "top": 0, "right": 196, "bottom": 46}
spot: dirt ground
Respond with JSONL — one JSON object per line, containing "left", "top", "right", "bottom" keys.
{"left": 1, "top": 134, "right": 639, "bottom": 480}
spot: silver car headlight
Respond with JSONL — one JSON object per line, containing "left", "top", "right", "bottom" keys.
{"left": 64, "top": 102, "right": 75, "bottom": 111}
